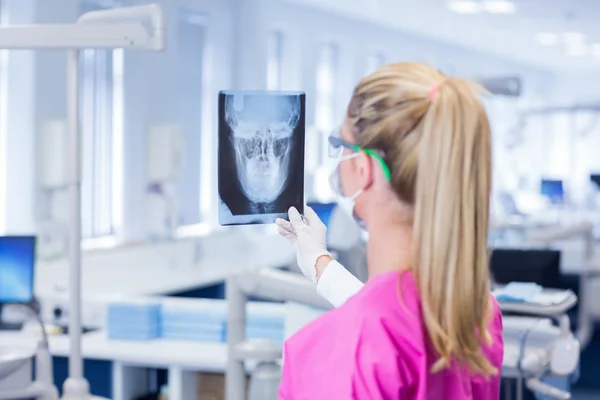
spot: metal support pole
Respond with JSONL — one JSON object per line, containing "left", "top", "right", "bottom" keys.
{"left": 67, "top": 48, "right": 83, "bottom": 380}
{"left": 63, "top": 48, "right": 91, "bottom": 397}
{"left": 226, "top": 275, "right": 248, "bottom": 400}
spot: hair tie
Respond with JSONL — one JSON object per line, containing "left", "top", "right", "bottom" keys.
{"left": 429, "top": 82, "right": 442, "bottom": 101}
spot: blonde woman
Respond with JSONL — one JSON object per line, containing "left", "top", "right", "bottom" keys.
{"left": 276, "top": 62, "right": 503, "bottom": 399}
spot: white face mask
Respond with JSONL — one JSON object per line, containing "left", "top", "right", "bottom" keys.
{"left": 335, "top": 190, "right": 366, "bottom": 229}
{"left": 328, "top": 154, "right": 366, "bottom": 230}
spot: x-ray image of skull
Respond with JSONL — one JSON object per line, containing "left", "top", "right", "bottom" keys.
{"left": 225, "top": 94, "right": 301, "bottom": 204}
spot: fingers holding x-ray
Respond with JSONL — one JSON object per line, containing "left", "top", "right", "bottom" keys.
{"left": 288, "top": 206, "right": 307, "bottom": 231}
{"left": 276, "top": 218, "right": 297, "bottom": 242}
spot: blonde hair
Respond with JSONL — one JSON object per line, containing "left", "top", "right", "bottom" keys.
{"left": 347, "top": 62, "right": 497, "bottom": 377}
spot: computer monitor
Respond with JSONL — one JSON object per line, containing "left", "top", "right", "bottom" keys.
{"left": 540, "top": 179, "right": 564, "bottom": 205}
{"left": 306, "top": 202, "right": 337, "bottom": 229}
{"left": 490, "top": 248, "right": 561, "bottom": 288}
{"left": 590, "top": 174, "right": 600, "bottom": 190}
{"left": 0, "top": 236, "right": 36, "bottom": 304}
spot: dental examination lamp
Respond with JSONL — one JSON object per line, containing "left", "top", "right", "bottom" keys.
{"left": 0, "top": 5, "right": 165, "bottom": 399}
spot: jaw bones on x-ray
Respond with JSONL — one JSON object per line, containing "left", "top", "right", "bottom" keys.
{"left": 218, "top": 91, "right": 306, "bottom": 225}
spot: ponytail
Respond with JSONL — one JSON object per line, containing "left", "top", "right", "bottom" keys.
{"left": 412, "top": 78, "right": 497, "bottom": 376}
{"left": 349, "top": 64, "right": 497, "bottom": 376}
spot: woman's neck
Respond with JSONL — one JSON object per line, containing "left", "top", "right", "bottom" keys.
{"left": 366, "top": 223, "right": 413, "bottom": 279}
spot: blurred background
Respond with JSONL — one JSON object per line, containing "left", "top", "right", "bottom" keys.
{"left": 1, "top": 1, "right": 600, "bottom": 400}
{"left": 1, "top": 0, "right": 599, "bottom": 243}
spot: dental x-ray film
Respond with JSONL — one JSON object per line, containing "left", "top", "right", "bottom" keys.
{"left": 218, "top": 90, "right": 306, "bottom": 226}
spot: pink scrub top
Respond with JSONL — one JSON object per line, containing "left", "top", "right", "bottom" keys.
{"left": 278, "top": 270, "right": 504, "bottom": 400}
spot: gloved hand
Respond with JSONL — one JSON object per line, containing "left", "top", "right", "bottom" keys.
{"left": 275, "top": 206, "right": 331, "bottom": 283}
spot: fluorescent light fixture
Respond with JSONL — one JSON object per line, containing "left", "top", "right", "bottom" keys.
{"left": 566, "top": 42, "right": 588, "bottom": 57}
{"left": 591, "top": 44, "right": 600, "bottom": 58}
{"left": 535, "top": 32, "right": 558, "bottom": 46}
{"left": 482, "top": 0, "right": 516, "bottom": 14}
{"left": 447, "top": 0, "right": 482, "bottom": 14}
{"left": 563, "top": 32, "right": 586, "bottom": 44}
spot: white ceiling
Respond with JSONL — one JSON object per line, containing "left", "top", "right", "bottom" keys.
{"left": 289, "top": 0, "right": 600, "bottom": 72}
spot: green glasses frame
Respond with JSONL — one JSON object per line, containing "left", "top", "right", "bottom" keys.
{"left": 328, "top": 135, "right": 392, "bottom": 182}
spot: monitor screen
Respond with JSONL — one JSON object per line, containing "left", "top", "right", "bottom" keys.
{"left": 306, "top": 202, "right": 337, "bottom": 229}
{"left": 591, "top": 174, "right": 600, "bottom": 189}
{"left": 0, "top": 236, "right": 36, "bottom": 304}
{"left": 540, "top": 179, "right": 564, "bottom": 204}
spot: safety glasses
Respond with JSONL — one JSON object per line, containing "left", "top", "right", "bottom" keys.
{"left": 327, "top": 127, "right": 392, "bottom": 182}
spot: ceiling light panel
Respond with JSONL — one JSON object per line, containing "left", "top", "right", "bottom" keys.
{"left": 447, "top": 0, "right": 482, "bottom": 14}
{"left": 566, "top": 41, "right": 588, "bottom": 57}
{"left": 535, "top": 32, "right": 558, "bottom": 46}
{"left": 482, "top": 0, "right": 516, "bottom": 14}
{"left": 563, "top": 32, "right": 586, "bottom": 44}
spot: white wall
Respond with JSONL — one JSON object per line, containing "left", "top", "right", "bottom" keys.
{"left": 243, "top": 0, "right": 560, "bottom": 200}
{"left": 253, "top": 0, "right": 557, "bottom": 118}
{"left": 2, "top": 0, "right": 36, "bottom": 233}
{"left": 1, "top": 0, "right": 577, "bottom": 239}
{"left": 14, "top": 0, "right": 236, "bottom": 240}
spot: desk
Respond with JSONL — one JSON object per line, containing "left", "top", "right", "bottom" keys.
{"left": 0, "top": 331, "right": 230, "bottom": 400}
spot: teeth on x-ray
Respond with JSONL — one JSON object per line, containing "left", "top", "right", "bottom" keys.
{"left": 225, "top": 95, "right": 301, "bottom": 203}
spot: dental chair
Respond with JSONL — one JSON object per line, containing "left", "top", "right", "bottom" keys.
{"left": 498, "top": 290, "right": 579, "bottom": 400}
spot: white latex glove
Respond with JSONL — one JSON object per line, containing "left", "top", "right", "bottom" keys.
{"left": 275, "top": 206, "right": 331, "bottom": 282}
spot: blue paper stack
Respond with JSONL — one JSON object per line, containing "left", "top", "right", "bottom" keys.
{"left": 161, "top": 298, "right": 227, "bottom": 342}
{"left": 244, "top": 302, "right": 285, "bottom": 344}
{"left": 107, "top": 298, "right": 161, "bottom": 341}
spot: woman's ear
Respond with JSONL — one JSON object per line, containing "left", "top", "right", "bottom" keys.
{"left": 357, "top": 151, "right": 374, "bottom": 189}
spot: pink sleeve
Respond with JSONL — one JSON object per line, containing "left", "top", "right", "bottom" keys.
{"left": 351, "top": 319, "right": 408, "bottom": 399}
{"left": 278, "top": 344, "right": 293, "bottom": 400}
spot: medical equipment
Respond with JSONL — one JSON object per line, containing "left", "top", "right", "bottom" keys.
{"left": 525, "top": 221, "right": 598, "bottom": 349}
{"left": 497, "top": 290, "right": 579, "bottom": 400}
{"left": 0, "top": 5, "right": 165, "bottom": 399}
{"left": 492, "top": 220, "right": 598, "bottom": 347}
{"left": 225, "top": 267, "right": 580, "bottom": 400}
{"left": 0, "top": 303, "right": 58, "bottom": 400}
